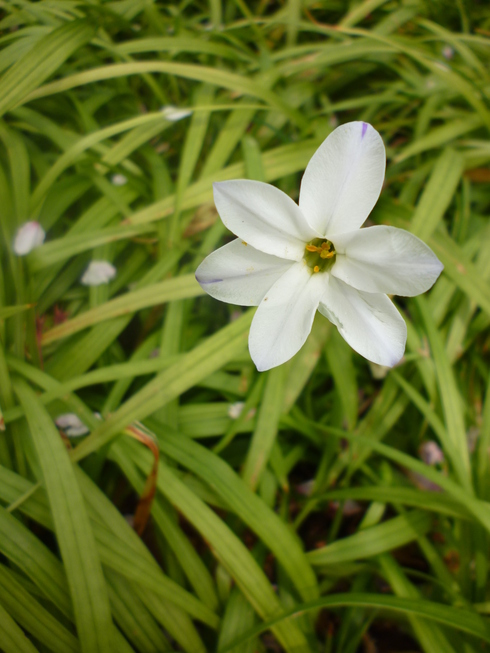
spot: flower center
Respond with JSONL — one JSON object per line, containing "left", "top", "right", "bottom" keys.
{"left": 304, "top": 238, "right": 336, "bottom": 274}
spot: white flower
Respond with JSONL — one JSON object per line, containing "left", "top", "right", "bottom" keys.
{"left": 13, "top": 221, "right": 45, "bottom": 255}
{"left": 420, "top": 441, "right": 445, "bottom": 466}
{"left": 160, "top": 105, "right": 193, "bottom": 122}
{"left": 55, "top": 413, "right": 90, "bottom": 437}
{"left": 228, "top": 402, "right": 245, "bottom": 419}
{"left": 81, "top": 260, "right": 116, "bottom": 286}
{"left": 111, "top": 173, "right": 127, "bottom": 186}
{"left": 442, "top": 45, "right": 454, "bottom": 60}
{"left": 196, "top": 122, "right": 444, "bottom": 372}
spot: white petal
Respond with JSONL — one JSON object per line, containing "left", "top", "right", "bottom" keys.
{"left": 420, "top": 441, "right": 444, "bottom": 466}
{"left": 195, "top": 239, "right": 293, "bottom": 306}
{"left": 319, "top": 277, "right": 406, "bottom": 367}
{"left": 299, "top": 122, "right": 386, "bottom": 237}
{"left": 81, "top": 260, "right": 117, "bottom": 286}
{"left": 161, "top": 105, "right": 193, "bottom": 121}
{"left": 331, "top": 226, "right": 444, "bottom": 296}
{"left": 249, "top": 263, "right": 326, "bottom": 371}
{"left": 55, "top": 413, "right": 90, "bottom": 437}
{"left": 111, "top": 173, "right": 127, "bottom": 186}
{"left": 13, "top": 221, "right": 45, "bottom": 255}
{"left": 228, "top": 402, "right": 245, "bottom": 419}
{"left": 214, "top": 180, "right": 319, "bottom": 261}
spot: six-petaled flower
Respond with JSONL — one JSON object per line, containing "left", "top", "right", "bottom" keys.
{"left": 196, "top": 122, "right": 443, "bottom": 372}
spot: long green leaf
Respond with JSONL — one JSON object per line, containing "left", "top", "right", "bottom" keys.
{"left": 155, "top": 428, "right": 319, "bottom": 602}
{"left": 111, "top": 439, "right": 313, "bottom": 653}
{"left": 42, "top": 274, "right": 203, "bottom": 344}
{"left": 415, "top": 296, "right": 472, "bottom": 492}
{"left": 410, "top": 148, "right": 463, "bottom": 241}
{"left": 23, "top": 62, "right": 307, "bottom": 128}
{"left": 0, "top": 20, "right": 94, "bottom": 117}
{"left": 0, "top": 563, "right": 79, "bottom": 653}
{"left": 0, "top": 601, "right": 40, "bottom": 653}
{"left": 0, "top": 464, "right": 219, "bottom": 629}
{"left": 308, "top": 511, "right": 432, "bottom": 566}
{"left": 219, "top": 593, "right": 490, "bottom": 651}
{"left": 14, "top": 380, "right": 114, "bottom": 653}
{"left": 72, "top": 309, "right": 253, "bottom": 460}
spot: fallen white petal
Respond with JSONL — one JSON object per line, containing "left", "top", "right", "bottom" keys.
{"left": 214, "top": 180, "right": 319, "bottom": 261}
{"left": 81, "top": 260, "right": 117, "bottom": 286}
{"left": 228, "top": 402, "right": 245, "bottom": 419}
{"left": 161, "top": 105, "right": 193, "bottom": 121}
{"left": 196, "top": 238, "right": 293, "bottom": 306}
{"left": 13, "top": 221, "right": 45, "bottom": 255}
{"left": 55, "top": 413, "right": 90, "bottom": 437}
{"left": 442, "top": 45, "right": 454, "bottom": 60}
{"left": 331, "top": 225, "right": 444, "bottom": 296}
{"left": 299, "top": 122, "right": 385, "bottom": 237}
{"left": 319, "top": 277, "right": 407, "bottom": 367}
{"left": 249, "top": 263, "right": 326, "bottom": 371}
{"left": 111, "top": 173, "right": 127, "bottom": 186}
{"left": 420, "top": 441, "right": 444, "bottom": 465}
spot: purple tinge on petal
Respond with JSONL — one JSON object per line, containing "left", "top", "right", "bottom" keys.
{"left": 361, "top": 122, "right": 368, "bottom": 138}
{"left": 197, "top": 277, "right": 223, "bottom": 284}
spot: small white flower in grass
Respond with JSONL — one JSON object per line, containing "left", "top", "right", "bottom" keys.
{"left": 81, "top": 260, "right": 116, "bottom": 286}
{"left": 160, "top": 105, "right": 193, "bottom": 122}
{"left": 228, "top": 402, "right": 245, "bottom": 419}
{"left": 55, "top": 414, "right": 90, "bottom": 437}
{"left": 420, "top": 441, "right": 445, "bottom": 466}
{"left": 196, "top": 122, "right": 444, "bottom": 372}
{"left": 13, "top": 221, "right": 45, "bottom": 255}
{"left": 111, "top": 173, "right": 127, "bottom": 186}
{"left": 442, "top": 45, "right": 454, "bottom": 60}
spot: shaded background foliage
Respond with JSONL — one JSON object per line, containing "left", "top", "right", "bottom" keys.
{"left": 0, "top": 1, "right": 490, "bottom": 652}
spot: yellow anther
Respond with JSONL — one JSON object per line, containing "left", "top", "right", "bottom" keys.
{"left": 304, "top": 238, "right": 336, "bottom": 273}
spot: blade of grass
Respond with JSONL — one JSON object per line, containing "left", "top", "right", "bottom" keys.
{"left": 155, "top": 428, "right": 319, "bottom": 602}
{"left": 415, "top": 296, "right": 472, "bottom": 492}
{"left": 0, "top": 563, "right": 79, "bottom": 653}
{"left": 0, "top": 20, "right": 94, "bottom": 118}
{"left": 308, "top": 511, "right": 432, "bottom": 566}
{"left": 14, "top": 379, "right": 114, "bottom": 653}
{"left": 23, "top": 62, "right": 308, "bottom": 129}
{"left": 242, "top": 365, "right": 287, "bottom": 491}
{"left": 0, "top": 601, "right": 41, "bottom": 653}
{"left": 111, "top": 439, "right": 313, "bottom": 653}
{"left": 41, "top": 274, "right": 203, "bottom": 344}
{"left": 378, "top": 553, "right": 459, "bottom": 653}
{"left": 219, "top": 593, "right": 490, "bottom": 651}
{"left": 410, "top": 148, "right": 463, "bottom": 241}
{"left": 71, "top": 309, "right": 254, "bottom": 461}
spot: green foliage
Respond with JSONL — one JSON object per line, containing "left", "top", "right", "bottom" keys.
{"left": 0, "top": 0, "right": 489, "bottom": 651}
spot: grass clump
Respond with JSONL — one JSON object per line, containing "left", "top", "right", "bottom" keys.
{"left": 0, "top": 1, "right": 490, "bottom": 652}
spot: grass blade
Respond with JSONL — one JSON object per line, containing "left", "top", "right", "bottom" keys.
{"left": 14, "top": 379, "right": 114, "bottom": 653}
{"left": 0, "top": 20, "right": 94, "bottom": 118}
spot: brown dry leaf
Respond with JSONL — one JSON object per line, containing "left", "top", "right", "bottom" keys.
{"left": 124, "top": 422, "right": 160, "bottom": 535}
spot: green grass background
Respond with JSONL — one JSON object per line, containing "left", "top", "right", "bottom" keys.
{"left": 0, "top": 1, "right": 490, "bottom": 651}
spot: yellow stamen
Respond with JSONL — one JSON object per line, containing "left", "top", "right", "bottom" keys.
{"left": 304, "top": 238, "right": 337, "bottom": 274}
